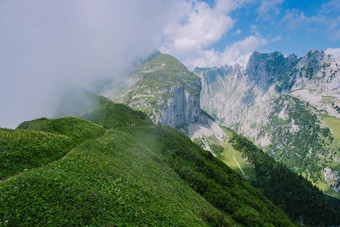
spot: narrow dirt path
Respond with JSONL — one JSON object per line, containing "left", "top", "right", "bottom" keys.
{"left": 0, "top": 129, "right": 108, "bottom": 184}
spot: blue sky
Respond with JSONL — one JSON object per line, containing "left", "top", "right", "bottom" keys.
{"left": 217, "top": 0, "right": 339, "bottom": 56}
{"left": 160, "top": 0, "right": 340, "bottom": 68}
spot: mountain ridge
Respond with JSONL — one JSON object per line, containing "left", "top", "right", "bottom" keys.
{"left": 0, "top": 92, "right": 295, "bottom": 226}
{"left": 195, "top": 49, "right": 340, "bottom": 196}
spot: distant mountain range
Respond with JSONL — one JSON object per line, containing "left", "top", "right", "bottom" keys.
{"left": 195, "top": 50, "right": 340, "bottom": 196}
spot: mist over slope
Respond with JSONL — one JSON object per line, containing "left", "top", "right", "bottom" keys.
{"left": 0, "top": 0, "right": 172, "bottom": 129}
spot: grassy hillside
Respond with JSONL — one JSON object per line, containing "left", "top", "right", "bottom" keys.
{"left": 17, "top": 117, "right": 106, "bottom": 143}
{"left": 220, "top": 142, "right": 256, "bottom": 180}
{"left": 0, "top": 97, "right": 294, "bottom": 226}
{"left": 132, "top": 52, "right": 201, "bottom": 96}
{"left": 1, "top": 128, "right": 228, "bottom": 226}
{"left": 81, "top": 96, "right": 153, "bottom": 129}
{"left": 0, "top": 128, "right": 74, "bottom": 180}
{"left": 135, "top": 126, "right": 292, "bottom": 226}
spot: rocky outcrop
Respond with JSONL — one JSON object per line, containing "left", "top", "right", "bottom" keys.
{"left": 324, "top": 167, "right": 340, "bottom": 192}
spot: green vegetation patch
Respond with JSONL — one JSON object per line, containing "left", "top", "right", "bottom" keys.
{"left": 324, "top": 115, "right": 340, "bottom": 141}
{"left": 131, "top": 52, "right": 201, "bottom": 97}
{"left": 262, "top": 95, "right": 337, "bottom": 183}
{"left": 220, "top": 142, "right": 256, "bottom": 181}
{"left": 230, "top": 131, "right": 340, "bottom": 226}
{"left": 81, "top": 96, "right": 153, "bottom": 129}
{"left": 0, "top": 128, "right": 74, "bottom": 180}
{"left": 17, "top": 117, "right": 106, "bottom": 143}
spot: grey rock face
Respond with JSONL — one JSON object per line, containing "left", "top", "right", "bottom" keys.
{"left": 245, "top": 51, "right": 298, "bottom": 91}
{"left": 160, "top": 86, "right": 201, "bottom": 128}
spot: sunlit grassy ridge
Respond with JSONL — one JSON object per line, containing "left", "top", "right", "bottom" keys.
{"left": 0, "top": 128, "right": 228, "bottom": 226}
{"left": 220, "top": 142, "right": 256, "bottom": 180}
{"left": 0, "top": 128, "right": 73, "bottom": 180}
{"left": 324, "top": 115, "right": 340, "bottom": 141}
{"left": 81, "top": 96, "right": 153, "bottom": 129}
{"left": 133, "top": 52, "right": 201, "bottom": 96}
{"left": 17, "top": 117, "right": 106, "bottom": 143}
{"left": 0, "top": 95, "right": 294, "bottom": 226}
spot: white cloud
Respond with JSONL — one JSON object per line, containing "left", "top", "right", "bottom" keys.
{"left": 160, "top": 0, "right": 256, "bottom": 56}
{"left": 234, "top": 29, "right": 242, "bottom": 35}
{"left": 282, "top": 1, "right": 340, "bottom": 40}
{"left": 257, "top": 0, "right": 284, "bottom": 20}
{"left": 160, "top": 0, "right": 263, "bottom": 68}
{"left": 272, "top": 36, "right": 281, "bottom": 42}
{"left": 325, "top": 48, "right": 340, "bottom": 59}
{"left": 215, "top": 0, "right": 256, "bottom": 13}
{"left": 161, "top": 0, "right": 234, "bottom": 55}
{"left": 321, "top": 0, "right": 340, "bottom": 14}
{"left": 182, "top": 34, "right": 267, "bottom": 69}
{"left": 282, "top": 9, "right": 323, "bottom": 30}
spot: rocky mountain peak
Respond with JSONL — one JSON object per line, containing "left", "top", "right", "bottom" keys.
{"left": 245, "top": 51, "right": 296, "bottom": 90}
{"left": 286, "top": 53, "right": 298, "bottom": 63}
{"left": 113, "top": 52, "right": 203, "bottom": 128}
{"left": 299, "top": 49, "right": 325, "bottom": 66}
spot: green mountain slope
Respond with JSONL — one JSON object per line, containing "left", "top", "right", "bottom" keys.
{"left": 131, "top": 52, "right": 200, "bottom": 95}
{"left": 0, "top": 96, "right": 294, "bottom": 226}
{"left": 229, "top": 130, "right": 340, "bottom": 226}
{"left": 17, "top": 117, "right": 106, "bottom": 143}
{"left": 0, "top": 128, "right": 74, "bottom": 180}
{"left": 193, "top": 126, "right": 340, "bottom": 225}
{"left": 80, "top": 96, "right": 153, "bottom": 129}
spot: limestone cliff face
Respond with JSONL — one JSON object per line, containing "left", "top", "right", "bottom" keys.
{"left": 161, "top": 86, "right": 201, "bottom": 127}
{"left": 195, "top": 50, "right": 340, "bottom": 193}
